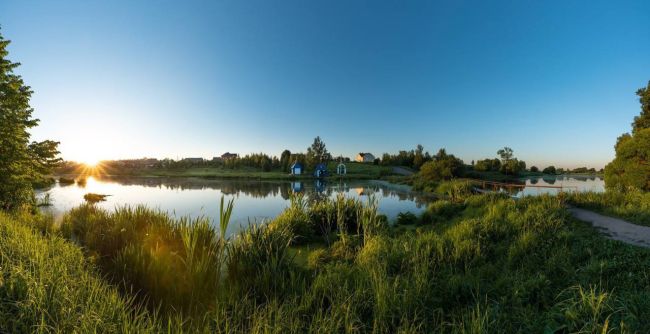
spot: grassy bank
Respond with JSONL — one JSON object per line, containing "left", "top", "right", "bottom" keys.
{"left": 0, "top": 212, "right": 160, "bottom": 333}
{"left": 5, "top": 190, "right": 650, "bottom": 332}
{"left": 567, "top": 189, "right": 650, "bottom": 226}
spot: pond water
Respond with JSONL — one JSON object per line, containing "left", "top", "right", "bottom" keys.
{"left": 37, "top": 176, "right": 431, "bottom": 236}
{"left": 514, "top": 175, "right": 605, "bottom": 197}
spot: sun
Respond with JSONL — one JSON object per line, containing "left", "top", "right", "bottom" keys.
{"left": 81, "top": 158, "right": 100, "bottom": 167}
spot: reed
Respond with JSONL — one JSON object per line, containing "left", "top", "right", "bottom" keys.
{"left": 5, "top": 193, "right": 650, "bottom": 332}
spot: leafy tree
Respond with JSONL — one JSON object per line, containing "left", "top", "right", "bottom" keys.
{"left": 418, "top": 149, "right": 464, "bottom": 183}
{"left": 605, "top": 129, "right": 650, "bottom": 190}
{"left": 501, "top": 159, "right": 526, "bottom": 175}
{"left": 474, "top": 158, "right": 501, "bottom": 172}
{"left": 632, "top": 81, "right": 650, "bottom": 133}
{"left": 605, "top": 81, "right": 650, "bottom": 190}
{"left": 413, "top": 144, "right": 425, "bottom": 170}
{"left": 530, "top": 166, "right": 539, "bottom": 172}
{"left": 306, "top": 136, "right": 329, "bottom": 169}
{"left": 0, "top": 31, "right": 61, "bottom": 210}
{"left": 497, "top": 147, "right": 514, "bottom": 164}
{"left": 543, "top": 166, "right": 557, "bottom": 174}
{"left": 280, "top": 149, "right": 291, "bottom": 172}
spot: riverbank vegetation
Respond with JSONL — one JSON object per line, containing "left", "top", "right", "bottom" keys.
{"left": 604, "top": 81, "right": 650, "bottom": 191}
{"left": 5, "top": 190, "right": 650, "bottom": 332}
{"left": 0, "top": 32, "right": 60, "bottom": 210}
{"left": 567, "top": 190, "right": 650, "bottom": 227}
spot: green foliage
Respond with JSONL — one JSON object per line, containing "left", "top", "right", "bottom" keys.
{"left": 381, "top": 144, "right": 432, "bottom": 170}
{"left": 306, "top": 136, "right": 330, "bottom": 169}
{"left": 543, "top": 166, "right": 557, "bottom": 174}
{"left": 280, "top": 149, "right": 292, "bottom": 172}
{"left": 416, "top": 149, "right": 464, "bottom": 186}
{"left": 497, "top": 147, "right": 513, "bottom": 162}
{"left": 605, "top": 128, "right": 650, "bottom": 190}
{"left": 6, "top": 194, "right": 650, "bottom": 332}
{"left": 0, "top": 212, "right": 158, "bottom": 332}
{"left": 420, "top": 200, "right": 465, "bottom": 224}
{"left": 0, "top": 31, "right": 61, "bottom": 210}
{"left": 474, "top": 158, "right": 501, "bottom": 172}
{"left": 632, "top": 80, "right": 650, "bottom": 133}
{"left": 500, "top": 158, "right": 526, "bottom": 176}
{"left": 530, "top": 166, "right": 539, "bottom": 172}
{"left": 604, "top": 81, "right": 650, "bottom": 190}
{"left": 435, "top": 179, "right": 478, "bottom": 202}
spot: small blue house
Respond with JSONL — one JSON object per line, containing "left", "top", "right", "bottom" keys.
{"left": 290, "top": 162, "right": 303, "bottom": 175}
{"left": 314, "top": 163, "right": 328, "bottom": 178}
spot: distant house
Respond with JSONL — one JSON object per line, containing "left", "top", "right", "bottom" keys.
{"left": 336, "top": 163, "right": 347, "bottom": 175}
{"left": 314, "top": 163, "right": 328, "bottom": 178}
{"left": 183, "top": 157, "right": 204, "bottom": 164}
{"left": 290, "top": 162, "right": 304, "bottom": 175}
{"left": 221, "top": 152, "right": 238, "bottom": 160}
{"left": 355, "top": 153, "right": 375, "bottom": 163}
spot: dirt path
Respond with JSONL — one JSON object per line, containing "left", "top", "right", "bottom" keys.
{"left": 568, "top": 207, "right": 650, "bottom": 248}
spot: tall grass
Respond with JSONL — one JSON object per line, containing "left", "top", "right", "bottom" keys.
{"left": 5, "top": 192, "right": 650, "bottom": 332}
{"left": 567, "top": 189, "right": 650, "bottom": 226}
{"left": 0, "top": 212, "right": 160, "bottom": 333}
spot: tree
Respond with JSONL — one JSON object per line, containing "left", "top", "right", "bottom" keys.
{"left": 543, "top": 166, "right": 557, "bottom": 175}
{"left": 605, "top": 81, "right": 650, "bottom": 190}
{"left": 413, "top": 144, "right": 425, "bottom": 170}
{"left": 632, "top": 81, "right": 650, "bottom": 133}
{"left": 306, "top": 136, "right": 329, "bottom": 169}
{"left": 0, "top": 31, "right": 61, "bottom": 210}
{"left": 605, "top": 128, "right": 650, "bottom": 190}
{"left": 497, "top": 147, "right": 514, "bottom": 164}
{"left": 280, "top": 149, "right": 291, "bottom": 172}
{"left": 418, "top": 149, "right": 464, "bottom": 183}
{"left": 530, "top": 166, "right": 539, "bottom": 172}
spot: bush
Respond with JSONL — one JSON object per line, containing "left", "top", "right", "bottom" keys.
{"left": 435, "top": 179, "right": 478, "bottom": 202}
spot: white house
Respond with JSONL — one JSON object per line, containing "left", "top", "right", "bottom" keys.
{"left": 355, "top": 153, "right": 375, "bottom": 163}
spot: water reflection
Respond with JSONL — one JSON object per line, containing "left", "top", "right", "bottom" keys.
{"left": 516, "top": 175, "right": 604, "bottom": 197}
{"left": 38, "top": 176, "right": 431, "bottom": 235}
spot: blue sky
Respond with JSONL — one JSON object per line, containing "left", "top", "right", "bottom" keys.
{"left": 1, "top": 0, "right": 649, "bottom": 168}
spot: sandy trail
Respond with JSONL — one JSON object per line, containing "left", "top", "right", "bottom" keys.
{"left": 569, "top": 206, "right": 650, "bottom": 248}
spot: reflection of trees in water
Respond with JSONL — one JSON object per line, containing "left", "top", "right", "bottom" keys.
{"left": 93, "top": 176, "right": 433, "bottom": 207}
{"left": 529, "top": 178, "right": 539, "bottom": 185}
{"left": 542, "top": 177, "right": 556, "bottom": 185}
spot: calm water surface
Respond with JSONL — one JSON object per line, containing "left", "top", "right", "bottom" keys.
{"left": 515, "top": 175, "right": 605, "bottom": 197}
{"left": 38, "top": 177, "right": 431, "bottom": 235}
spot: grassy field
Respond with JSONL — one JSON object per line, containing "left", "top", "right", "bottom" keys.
{"left": 4, "top": 188, "right": 650, "bottom": 332}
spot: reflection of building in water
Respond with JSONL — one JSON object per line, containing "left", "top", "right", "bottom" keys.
{"left": 291, "top": 182, "right": 304, "bottom": 193}
{"left": 314, "top": 179, "right": 326, "bottom": 193}
{"left": 353, "top": 186, "right": 378, "bottom": 196}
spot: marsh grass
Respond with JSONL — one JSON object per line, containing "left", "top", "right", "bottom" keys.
{"left": 0, "top": 212, "right": 160, "bottom": 333}
{"left": 5, "top": 192, "right": 650, "bottom": 332}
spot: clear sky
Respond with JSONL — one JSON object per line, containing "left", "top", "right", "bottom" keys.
{"left": 1, "top": 0, "right": 649, "bottom": 168}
